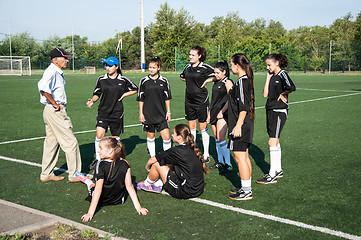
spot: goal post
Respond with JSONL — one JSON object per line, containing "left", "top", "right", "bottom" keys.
{"left": 0, "top": 56, "right": 31, "bottom": 76}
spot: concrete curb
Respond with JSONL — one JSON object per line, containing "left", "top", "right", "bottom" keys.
{"left": 0, "top": 199, "right": 126, "bottom": 240}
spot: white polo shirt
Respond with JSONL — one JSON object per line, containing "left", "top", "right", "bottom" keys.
{"left": 38, "top": 63, "right": 67, "bottom": 105}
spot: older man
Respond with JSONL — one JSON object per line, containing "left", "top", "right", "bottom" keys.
{"left": 38, "top": 48, "right": 82, "bottom": 182}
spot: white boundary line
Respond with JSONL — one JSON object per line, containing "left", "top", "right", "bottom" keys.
{"left": 1, "top": 93, "right": 360, "bottom": 146}
{"left": 0, "top": 154, "right": 360, "bottom": 240}
{"left": 297, "top": 88, "right": 360, "bottom": 93}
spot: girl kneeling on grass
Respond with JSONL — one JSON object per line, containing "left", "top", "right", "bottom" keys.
{"left": 77, "top": 137, "right": 148, "bottom": 222}
{"left": 137, "top": 124, "right": 209, "bottom": 199}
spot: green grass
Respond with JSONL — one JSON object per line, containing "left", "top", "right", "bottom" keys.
{"left": 0, "top": 72, "right": 361, "bottom": 239}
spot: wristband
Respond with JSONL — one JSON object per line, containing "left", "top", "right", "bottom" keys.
{"left": 167, "top": 110, "right": 171, "bottom": 114}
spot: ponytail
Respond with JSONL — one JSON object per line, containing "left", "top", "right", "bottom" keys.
{"left": 174, "top": 124, "right": 209, "bottom": 174}
{"left": 100, "top": 136, "right": 128, "bottom": 181}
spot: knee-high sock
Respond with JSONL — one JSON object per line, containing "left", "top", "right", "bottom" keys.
{"left": 163, "top": 139, "right": 172, "bottom": 151}
{"left": 276, "top": 143, "right": 282, "bottom": 172}
{"left": 147, "top": 137, "right": 156, "bottom": 157}
{"left": 269, "top": 146, "right": 279, "bottom": 177}
{"left": 95, "top": 137, "right": 101, "bottom": 160}
{"left": 215, "top": 139, "right": 221, "bottom": 163}
{"left": 201, "top": 128, "right": 210, "bottom": 159}
{"left": 190, "top": 128, "right": 197, "bottom": 142}
{"left": 219, "top": 140, "right": 231, "bottom": 166}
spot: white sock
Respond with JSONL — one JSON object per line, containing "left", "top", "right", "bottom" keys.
{"left": 219, "top": 140, "right": 231, "bottom": 166}
{"left": 277, "top": 143, "right": 282, "bottom": 172}
{"left": 269, "top": 146, "right": 279, "bottom": 177}
{"left": 163, "top": 139, "right": 172, "bottom": 151}
{"left": 154, "top": 177, "right": 164, "bottom": 187}
{"left": 145, "top": 177, "right": 155, "bottom": 186}
{"left": 215, "top": 139, "right": 221, "bottom": 163}
{"left": 85, "top": 179, "right": 95, "bottom": 192}
{"left": 95, "top": 137, "right": 101, "bottom": 160}
{"left": 241, "top": 178, "right": 252, "bottom": 192}
{"left": 201, "top": 128, "right": 210, "bottom": 159}
{"left": 147, "top": 137, "right": 156, "bottom": 157}
{"left": 115, "top": 137, "right": 120, "bottom": 143}
{"left": 190, "top": 128, "right": 197, "bottom": 142}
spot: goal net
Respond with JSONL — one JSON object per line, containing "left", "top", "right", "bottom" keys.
{"left": 84, "top": 66, "right": 96, "bottom": 74}
{"left": 0, "top": 56, "right": 31, "bottom": 76}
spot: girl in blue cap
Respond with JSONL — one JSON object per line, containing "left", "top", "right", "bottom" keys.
{"left": 86, "top": 57, "right": 138, "bottom": 168}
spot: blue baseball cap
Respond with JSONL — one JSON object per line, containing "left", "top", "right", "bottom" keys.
{"left": 104, "top": 57, "right": 119, "bottom": 66}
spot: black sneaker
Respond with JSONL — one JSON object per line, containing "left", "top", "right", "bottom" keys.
{"left": 256, "top": 174, "right": 277, "bottom": 184}
{"left": 229, "top": 189, "right": 253, "bottom": 200}
{"left": 209, "top": 163, "right": 222, "bottom": 169}
{"left": 229, "top": 187, "right": 241, "bottom": 194}
{"left": 203, "top": 157, "right": 210, "bottom": 164}
{"left": 219, "top": 164, "right": 232, "bottom": 173}
{"left": 275, "top": 170, "right": 283, "bottom": 179}
{"left": 88, "top": 160, "right": 98, "bottom": 170}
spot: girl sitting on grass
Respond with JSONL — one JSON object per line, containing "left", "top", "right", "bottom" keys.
{"left": 77, "top": 137, "right": 148, "bottom": 222}
{"left": 137, "top": 124, "right": 208, "bottom": 199}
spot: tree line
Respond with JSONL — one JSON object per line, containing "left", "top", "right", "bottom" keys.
{"left": 1, "top": 3, "right": 360, "bottom": 72}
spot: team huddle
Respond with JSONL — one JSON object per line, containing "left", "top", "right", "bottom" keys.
{"left": 37, "top": 47, "right": 295, "bottom": 222}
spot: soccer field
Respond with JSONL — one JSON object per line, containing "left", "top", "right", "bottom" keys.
{"left": 0, "top": 72, "right": 360, "bottom": 239}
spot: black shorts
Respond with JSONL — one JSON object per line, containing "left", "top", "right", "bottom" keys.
{"left": 210, "top": 112, "right": 228, "bottom": 126}
{"left": 185, "top": 100, "right": 209, "bottom": 123}
{"left": 142, "top": 120, "right": 169, "bottom": 133}
{"left": 228, "top": 135, "right": 251, "bottom": 152}
{"left": 96, "top": 116, "right": 124, "bottom": 136}
{"left": 266, "top": 109, "right": 288, "bottom": 139}
{"left": 163, "top": 170, "right": 187, "bottom": 199}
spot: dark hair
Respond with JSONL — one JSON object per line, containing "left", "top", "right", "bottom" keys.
{"left": 149, "top": 56, "right": 162, "bottom": 74}
{"left": 174, "top": 124, "right": 209, "bottom": 174}
{"left": 116, "top": 66, "right": 122, "bottom": 75}
{"left": 266, "top": 53, "right": 288, "bottom": 69}
{"left": 190, "top": 46, "right": 207, "bottom": 62}
{"left": 214, "top": 61, "right": 230, "bottom": 78}
{"left": 231, "top": 53, "right": 255, "bottom": 121}
{"left": 100, "top": 137, "right": 128, "bottom": 181}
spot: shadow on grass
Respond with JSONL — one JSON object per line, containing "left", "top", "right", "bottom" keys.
{"left": 249, "top": 144, "right": 269, "bottom": 175}
{"left": 212, "top": 143, "right": 269, "bottom": 188}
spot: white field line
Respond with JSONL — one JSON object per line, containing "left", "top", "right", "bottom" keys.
{"left": 0, "top": 117, "right": 185, "bottom": 145}
{"left": 1, "top": 92, "right": 360, "bottom": 146}
{"left": 0, "top": 154, "right": 360, "bottom": 240}
{"left": 297, "top": 88, "right": 360, "bottom": 93}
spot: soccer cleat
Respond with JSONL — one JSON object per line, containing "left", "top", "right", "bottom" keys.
{"left": 203, "top": 157, "right": 210, "bottom": 164}
{"left": 229, "top": 189, "right": 253, "bottom": 200}
{"left": 140, "top": 183, "right": 162, "bottom": 193}
{"left": 209, "top": 162, "right": 222, "bottom": 169}
{"left": 275, "top": 170, "right": 283, "bottom": 179}
{"left": 136, "top": 181, "right": 146, "bottom": 190}
{"left": 75, "top": 172, "right": 90, "bottom": 184}
{"left": 256, "top": 174, "right": 277, "bottom": 184}
{"left": 229, "top": 187, "right": 241, "bottom": 194}
{"left": 219, "top": 164, "right": 232, "bottom": 173}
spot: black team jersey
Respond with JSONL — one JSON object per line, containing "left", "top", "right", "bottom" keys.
{"left": 180, "top": 62, "right": 215, "bottom": 105}
{"left": 266, "top": 70, "right": 296, "bottom": 110}
{"left": 227, "top": 75, "right": 254, "bottom": 143}
{"left": 93, "top": 74, "right": 138, "bottom": 121}
{"left": 137, "top": 75, "right": 172, "bottom": 124}
{"left": 155, "top": 143, "right": 205, "bottom": 198}
{"left": 209, "top": 77, "right": 233, "bottom": 124}
{"left": 94, "top": 159, "right": 130, "bottom": 206}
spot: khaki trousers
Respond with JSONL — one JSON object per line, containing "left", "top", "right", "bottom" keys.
{"left": 40, "top": 105, "right": 82, "bottom": 181}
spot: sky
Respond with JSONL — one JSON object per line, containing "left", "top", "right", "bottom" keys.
{"left": 0, "top": 0, "right": 360, "bottom": 43}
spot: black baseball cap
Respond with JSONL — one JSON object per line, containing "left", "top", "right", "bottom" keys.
{"left": 50, "top": 48, "right": 72, "bottom": 59}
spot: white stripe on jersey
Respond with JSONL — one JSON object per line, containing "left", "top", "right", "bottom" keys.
{"left": 279, "top": 70, "right": 291, "bottom": 87}
{"left": 238, "top": 77, "right": 245, "bottom": 104}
